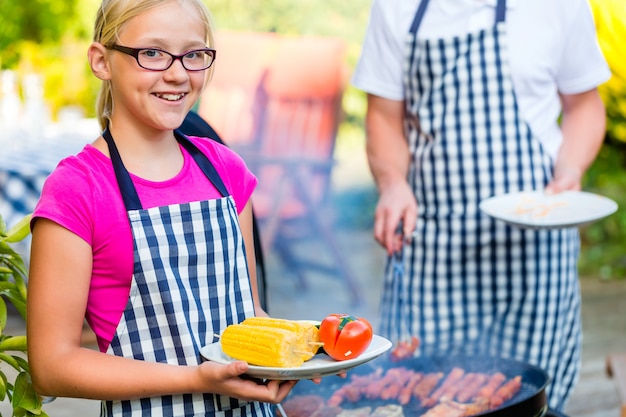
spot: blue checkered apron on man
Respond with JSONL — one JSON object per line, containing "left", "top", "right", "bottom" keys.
{"left": 378, "top": 0, "right": 581, "bottom": 410}
{"left": 100, "top": 128, "right": 272, "bottom": 416}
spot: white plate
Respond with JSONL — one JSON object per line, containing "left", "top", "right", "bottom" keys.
{"left": 479, "top": 190, "right": 618, "bottom": 229}
{"left": 200, "top": 334, "right": 392, "bottom": 380}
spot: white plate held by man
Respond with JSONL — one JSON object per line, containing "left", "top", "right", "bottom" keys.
{"left": 479, "top": 190, "right": 618, "bottom": 229}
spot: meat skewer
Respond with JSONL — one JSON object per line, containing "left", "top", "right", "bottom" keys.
{"left": 489, "top": 375, "right": 522, "bottom": 408}
{"left": 413, "top": 372, "right": 445, "bottom": 401}
{"left": 421, "top": 367, "right": 465, "bottom": 407}
{"left": 473, "top": 372, "right": 506, "bottom": 401}
{"left": 390, "top": 336, "right": 420, "bottom": 362}
{"left": 380, "top": 367, "right": 416, "bottom": 400}
{"left": 365, "top": 367, "right": 404, "bottom": 399}
{"left": 398, "top": 371, "right": 423, "bottom": 405}
{"left": 439, "top": 372, "right": 476, "bottom": 402}
{"left": 455, "top": 372, "right": 489, "bottom": 403}
{"left": 327, "top": 369, "right": 383, "bottom": 406}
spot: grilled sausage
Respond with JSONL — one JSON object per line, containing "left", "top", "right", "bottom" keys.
{"left": 455, "top": 372, "right": 488, "bottom": 403}
{"left": 489, "top": 375, "right": 522, "bottom": 408}
{"left": 421, "top": 367, "right": 465, "bottom": 407}
{"left": 399, "top": 371, "right": 423, "bottom": 405}
{"left": 440, "top": 372, "right": 476, "bottom": 402}
{"left": 380, "top": 367, "right": 414, "bottom": 400}
{"left": 473, "top": 372, "right": 506, "bottom": 401}
{"left": 413, "top": 372, "right": 445, "bottom": 401}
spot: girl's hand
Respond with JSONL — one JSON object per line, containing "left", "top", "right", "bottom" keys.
{"left": 196, "top": 361, "right": 296, "bottom": 404}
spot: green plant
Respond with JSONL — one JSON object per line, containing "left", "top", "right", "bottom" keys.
{"left": 579, "top": 139, "right": 626, "bottom": 279}
{"left": 0, "top": 213, "right": 48, "bottom": 417}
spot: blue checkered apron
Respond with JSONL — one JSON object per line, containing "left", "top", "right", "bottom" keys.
{"left": 101, "top": 129, "right": 272, "bottom": 416}
{"left": 378, "top": 0, "right": 581, "bottom": 410}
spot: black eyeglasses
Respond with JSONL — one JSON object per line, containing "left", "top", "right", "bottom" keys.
{"left": 107, "top": 44, "right": 216, "bottom": 71}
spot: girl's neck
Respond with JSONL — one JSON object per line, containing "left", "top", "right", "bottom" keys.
{"left": 98, "top": 121, "right": 185, "bottom": 182}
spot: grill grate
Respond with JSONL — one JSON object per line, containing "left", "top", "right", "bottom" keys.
{"left": 286, "top": 354, "right": 549, "bottom": 417}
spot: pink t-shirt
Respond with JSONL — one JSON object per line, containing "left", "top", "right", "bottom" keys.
{"left": 32, "top": 136, "right": 257, "bottom": 352}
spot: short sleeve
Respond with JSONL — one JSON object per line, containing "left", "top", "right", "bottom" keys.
{"left": 351, "top": 0, "right": 409, "bottom": 100}
{"left": 32, "top": 157, "right": 95, "bottom": 244}
{"left": 555, "top": 0, "right": 611, "bottom": 94}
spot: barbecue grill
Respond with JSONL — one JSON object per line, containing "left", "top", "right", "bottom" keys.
{"left": 280, "top": 354, "right": 568, "bottom": 417}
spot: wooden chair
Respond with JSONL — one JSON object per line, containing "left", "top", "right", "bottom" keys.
{"left": 198, "top": 31, "right": 362, "bottom": 305}
{"left": 606, "top": 353, "right": 626, "bottom": 417}
{"left": 198, "top": 30, "right": 277, "bottom": 148}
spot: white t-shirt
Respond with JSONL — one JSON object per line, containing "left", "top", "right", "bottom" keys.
{"left": 351, "top": 0, "right": 611, "bottom": 158}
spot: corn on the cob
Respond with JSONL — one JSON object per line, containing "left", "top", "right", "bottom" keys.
{"left": 242, "top": 317, "right": 321, "bottom": 359}
{"left": 220, "top": 324, "right": 306, "bottom": 368}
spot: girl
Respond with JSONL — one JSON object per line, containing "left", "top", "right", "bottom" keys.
{"left": 26, "top": 0, "right": 295, "bottom": 415}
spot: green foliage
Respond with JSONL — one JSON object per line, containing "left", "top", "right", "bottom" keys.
{"left": 0, "top": 0, "right": 82, "bottom": 68}
{"left": 0, "top": 0, "right": 98, "bottom": 119}
{"left": 0, "top": 213, "right": 49, "bottom": 417}
{"left": 601, "top": 88, "right": 626, "bottom": 144}
{"left": 210, "top": 0, "right": 372, "bottom": 68}
{"left": 13, "top": 39, "right": 100, "bottom": 120}
{"left": 208, "top": 0, "right": 370, "bottom": 39}
{"left": 579, "top": 139, "right": 626, "bottom": 279}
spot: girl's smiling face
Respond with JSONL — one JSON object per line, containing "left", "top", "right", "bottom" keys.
{"left": 107, "top": 0, "right": 210, "bottom": 133}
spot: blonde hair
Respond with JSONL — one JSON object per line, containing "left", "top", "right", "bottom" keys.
{"left": 92, "top": 0, "right": 216, "bottom": 129}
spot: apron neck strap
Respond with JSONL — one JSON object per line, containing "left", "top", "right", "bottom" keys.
{"left": 410, "top": 0, "right": 507, "bottom": 35}
{"left": 102, "top": 127, "right": 230, "bottom": 212}
{"left": 495, "top": 0, "right": 507, "bottom": 23}
{"left": 103, "top": 127, "right": 142, "bottom": 210}
{"left": 174, "top": 129, "right": 229, "bottom": 198}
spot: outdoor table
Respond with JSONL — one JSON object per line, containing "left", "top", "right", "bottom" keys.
{"left": 0, "top": 120, "right": 98, "bottom": 229}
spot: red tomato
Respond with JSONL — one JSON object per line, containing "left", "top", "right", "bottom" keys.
{"left": 318, "top": 314, "right": 373, "bottom": 361}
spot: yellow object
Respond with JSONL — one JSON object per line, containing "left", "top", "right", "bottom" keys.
{"left": 242, "top": 317, "right": 321, "bottom": 359}
{"left": 589, "top": 0, "right": 626, "bottom": 142}
{"left": 589, "top": 0, "right": 626, "bottom": 80}
{"left": 221, "top": 324, "right": 306, "bottom": 367}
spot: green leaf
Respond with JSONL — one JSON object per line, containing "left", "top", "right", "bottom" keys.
{"left": 12, "top": 373, "right": 43, "bottom": 415}
{"left": 14, "top": 356, "right": 30, "bottom": 373}
{"left": 0, "top": 371, "right": 7, "bottom": 401}
{"left": 2, "top": 290, "right": 26, "bottom": 319}
{"left": 0, "top": 214, "right": 6, "bottom": 235}
{"left": 13, "top": 271, "right": 28, "bottom": 302}
{"left": 0, "top": 336, "right": 27, "bottom": 352}
{"left": 0, "top": 240, "right": 17, "bottom": 255}
{"left": 0, "top": 352, "right": 22, "bottom": 371}
{"left": 5, "top": 215, "right": 32, "bottom": 243}
{"left": 3, "top": 257, "right": 28, "bottom": 280}
{"left": 0, "top": 297, "right": 6, "bottom": 334}
{"left": 0, "top": 280, "right": 15, "bottom": 288}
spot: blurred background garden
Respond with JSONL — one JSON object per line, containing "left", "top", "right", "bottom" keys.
{"left": 0, "top": 0, "right": 625, "bottom": 279}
